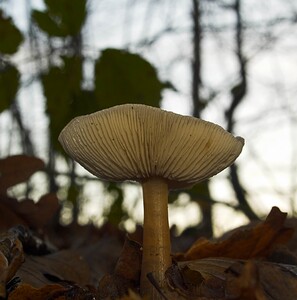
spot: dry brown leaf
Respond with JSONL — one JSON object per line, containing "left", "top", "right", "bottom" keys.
{"left": 166, "top": 261, "right": 230, "bottom": 299}
{"left": 225, "top": 259, "right": 297, "bottom": 300}
{"left": 0, "top": 201, "right": 27, "bottom": 230}
{"left": 114, "top": 236, "right": 142, "bottom": 282}
{"left": 175, "top": 207, "right": 294, "bottom": 261}
{"left": 8, "top": 283, "right": 67, "bottom": 300}
{"left": 0, "top": 249, "right": 9, "bottom": 297}
{"left": 0, "top": 155, "right": 44, "bottom": 194}
{"left": 257, "top": 262, "right": 297, "bottom": 300}
{"left": 0, "top": 236, "right": 25, "bottom": 299}
{"left": 98, "top": 274, "right": 132, "bottom": 299}
{"left": 16, "top": 250, "right": 91, "bottom": 288}
{"left": 0, "top": 155, "right": 59, "bottom": 231}
{"left": 77, "top": 236, "right": 123, "bottom": 286}
{"left": 0, "top": 193, "right": 59, "bottom": 230}
{"left": 225, "top": 261, "right": 266, "bottom": 300}
{"left": 98, "top": 236, "right": 142, "bottom": 299}
{"left": 11, "top": 193, "right": 59, "bottom": 229}
{"left": 285, "top": 218, "right": 297, "bottom": 253}
{"left": 172, "top": 258, "right": 297, "bottom": 300}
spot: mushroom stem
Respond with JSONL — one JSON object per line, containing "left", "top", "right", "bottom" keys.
{"left": 140, "top": 177, "right": 171, "bottom": 299}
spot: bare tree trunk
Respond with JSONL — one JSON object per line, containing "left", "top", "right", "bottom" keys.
{"left": 192, "top": 0, "right": 202, "bottom": 118}
{"left": 70, "top": 160, "right": 80, "bottom": 222}
{"left": 10, "top": 101, "right": 35, "bottom": 156}
{"left": 10, "top": 99, "right": 35, "bottom": 198}
{"left": 191, "top": 0, "right": 213, "bottom": 237}
{"left": 226, "top": 0, "right": 258, "bottom": 221}
{"left": 48, "top": 139, "right": 58, "bottom": 193}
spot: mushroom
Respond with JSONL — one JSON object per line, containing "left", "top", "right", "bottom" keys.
{"left": 58, "top": 104, "right": 244, "bottom": 299}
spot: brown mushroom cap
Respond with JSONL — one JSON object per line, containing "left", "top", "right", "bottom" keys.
{"left": 59, "top": 104, "right": 244, "bottom": 189}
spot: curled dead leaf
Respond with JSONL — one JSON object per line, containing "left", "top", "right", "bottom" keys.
{"left": 0, "top": 235, "right": 24, "bottom": 298}
{"left": 0, "top": 155, "right": 44, "bottom": 194}
{"left": 114, "top": 236, "right": 142, "bottom": 282}
{"left": 98, "top": 236, "right": 142, "bottom": 299}
{"left": 13, "top": 193, "right": 59, "bottom": 229}
{"left": 175, "top": 207, "right": 294, "bottom": 261}
{"left": 0, "top": 193, "right": 59, "bottom": 230}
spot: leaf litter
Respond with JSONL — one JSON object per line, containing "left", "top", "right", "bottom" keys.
{"left": 0, "top": 155, "right": 296, "bottom": 299}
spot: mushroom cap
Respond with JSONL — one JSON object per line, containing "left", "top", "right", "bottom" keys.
{"left": 59, "top": 104, "right": 244, "bottom": 189}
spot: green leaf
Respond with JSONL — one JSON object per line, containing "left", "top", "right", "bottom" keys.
{"left": 67, "top": 183, "right": 80, "bottom": 207}
{"left": 0, "top": 64, "right": 20, "bottom": 113}
{"left": 32, "top": 10, "right": 65, "bottom": 37}
{"left": 42, "top": 56, "right": 97, "bottom": 151}
{"left": 71, "top": 89, "right": 97, "bottom": 116}
{"left": 32, "top": 0, "right": 87, "bottom": 37}
{"left": 191, "top": 181, "right": 210, "bottom": 199}
{"left": 105, "top": 183, "right": 125, "bottom": 226}
{"left": 95, "top": 48, "right": 171, "bottom": 109}
{"left": 0, "top": 10, "right": 23, "bottom": 54}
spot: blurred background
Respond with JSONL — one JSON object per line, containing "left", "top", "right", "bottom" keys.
{"left": 1, "top": 0, "right": 297, "bottom": 239}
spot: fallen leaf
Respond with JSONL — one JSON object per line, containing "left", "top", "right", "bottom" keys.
{"left": 98, "top": 236, "right": 142, "bottom": 299}
{"left": 257, "top": 262, "right": 297, "bottom": 300}
{"left": 0, "top": 201, "right": 27, "bottom": 230}
{"left": 0, "top": 155, "right": 44, "bottom": 194}
{"left": 0, "top": 249, "right": 9, "bottom": 298}
{"left": 16, "top": 250, "right": 90, "bottom": 288}
{"left": 285, "top": 218, "right": 297, "bottom": 253}
{"left": 0, "top": 234, "right": 25, "bottom": 299}
{"left": 98, "top": 274, "right": 132, "bottom": 299}
{"left": 0, "top": 193, "right": 59, "bottom": 230}
{"left": 175, "top": 207, "right": 294, "bottom": 261}
{"left": 267, "top": 244, "right": 297, "bottom": 265}
{"left": 166, "top": 263, "right": 202, "bottom": 298}
{"left": 8, "top": 283, "right": 67, "bottom": 300}
{"left": 225, "top": 261, "right": 266, "bottom": 300}
{"left": 114, "top": 236, "right": 142, "bottom": 282}
{"left": 172, "top": 258, "right": 297, "bottom": 300}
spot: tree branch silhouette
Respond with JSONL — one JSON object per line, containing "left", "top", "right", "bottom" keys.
{"left": 226, "top": 0, "right": 258, "bottom": 221}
